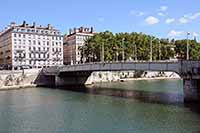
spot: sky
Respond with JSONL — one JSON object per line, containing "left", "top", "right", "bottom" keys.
{"left": 0, "top": 0, "right": 200, "bottom": 40}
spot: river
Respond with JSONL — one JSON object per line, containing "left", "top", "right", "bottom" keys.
{"left": 0, "top": 79, "right": 200, "bottom": 133}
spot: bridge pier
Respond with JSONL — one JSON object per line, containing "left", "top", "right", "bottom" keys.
{"left": 183, "top": 79, "right": 200, "bottom": 103}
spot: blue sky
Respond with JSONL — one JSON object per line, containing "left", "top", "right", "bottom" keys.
{"left": 0, "top": 0, "right": 199, "bottom": 40}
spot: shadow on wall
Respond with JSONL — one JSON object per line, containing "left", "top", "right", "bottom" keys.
{"left": 34, "top": 69, "right": 56, "bottom": 87}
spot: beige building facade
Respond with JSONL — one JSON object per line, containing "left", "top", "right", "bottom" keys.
{"left": 0, "top": 21, "right": 63, "bottom": 69}
{"left": 63, "top": 27, "right": 94, "bottom": 65}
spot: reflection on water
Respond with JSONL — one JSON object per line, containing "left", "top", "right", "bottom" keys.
{"left": 0, "top": 79, "right": 199, "bottom": 132}
{"left": 59, "top": 79, "right": 184, "bottom": 105}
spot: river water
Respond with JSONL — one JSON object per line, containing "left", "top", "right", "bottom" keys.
{"left": 0, "top": 79, "right": 200, "bottom": 133}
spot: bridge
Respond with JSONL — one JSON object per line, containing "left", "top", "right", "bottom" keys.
{"left": 35, "top": 60, "right": 200, "bottom": 103}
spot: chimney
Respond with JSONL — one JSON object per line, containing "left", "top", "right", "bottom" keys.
{"left": 22, "top": 21, "right": 26, "bottom": 27}
{"left": 10, "top": 22, "right": 16, "bottom": 27}
{"left": 91, "top": 27, "right": 94, "bottom": 33}
{"left": 80, "top": 27, "right": 83, "bottom": 32}
{"left": 48, "top": 24, "right": 51, "bottom": 29}
{"left": 69, "top": 29, "right": 72, "bottom": 34}
{"left": 33, "top": 22, "right": 36, "bottom": 28}
{"left": 74, "top": 28, "right": 76, "bottom": 33}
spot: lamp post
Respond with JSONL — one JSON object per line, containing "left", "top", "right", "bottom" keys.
{"left": 132, "top": 41, "right": 137, "bottom": 61}
{"left": 158, "top": 40, "right": 161, "bottom": 60}
{"left": 122, "top": 38, "right": 125, "bottom": 62}
{"left": 134, "top": 42, "right": 137, "bottom": 61}
{"left": 186, "top": 32, "right": 190, "bottom": 60}
{"left": 150, "top": 37, "right": 153, "bottom": 61}
{"left": 150, "top": 37, "right": 156, "bottom": 61}
{"left": 101, "top": 41, "right": 104, "bottom": 63}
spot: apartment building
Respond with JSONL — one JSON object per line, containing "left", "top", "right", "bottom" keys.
{"left": 0, "top": 21, "right": 63, "bottom": 69}
{"left": 63, "top": 27, "right": 94, "bottom": 65}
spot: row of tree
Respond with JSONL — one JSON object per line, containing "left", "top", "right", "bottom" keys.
{"left": 79, "top": 31, "right": 200, "bottom": 63}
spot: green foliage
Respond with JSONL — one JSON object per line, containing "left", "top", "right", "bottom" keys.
{"left": 80, "top": 31, "right": 200, "bottom": 62}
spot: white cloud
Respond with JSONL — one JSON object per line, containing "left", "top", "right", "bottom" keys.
{"left": 159, "top": 6, "right": 168, "bottom": 11}
{"left": 165, "top": 18, "right": 175, "bottom": 24}
{"left": 189, "top": 12, "right": 200, "bottom": 20}
{"left": 193, "top": 32, "right": 199, "bottom": 37}
{"left": 168, "top": 30, "right": 184, "bottom": 37}
{"left": 158, "top": 12, "right": 165, "bottom": 16}
{"left": 179, "top": 17, "right": 189, "bottom": 24}
{"left": 145, "top": 16, "right": 159, "bottom": 25}
{"left": 97, "top": 17, "right": 105, "bottom": 22}
{"left": 177, "top": 12, "right": 200, "bottom": 24}
{"left": 138, "top": 12, "right": 145, "bottom": 16}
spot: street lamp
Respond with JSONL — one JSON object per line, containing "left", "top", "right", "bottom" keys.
{"left": 122, "top": 38, "right": 125, "bottom": 62}
{"left": 132, "top": 41, "right": 137, "bottom": 61}
{"left": 186, "top": 32, "right": 190, "bottom": 60}
{"left": 101, "top": 41, "right": 104, "bottom": 63}
{"left": 134, "top": 42, "right": 137, "bottom": 61}
{"left": 158, "top": 40, "right": 161, "bottom": 60}
{"left": 150, "top": 37, "right": 157, "bottom": 61}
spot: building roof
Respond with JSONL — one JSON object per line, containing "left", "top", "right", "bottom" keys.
{"left": 0, "top": 21, "right": 60, "bottom": 36}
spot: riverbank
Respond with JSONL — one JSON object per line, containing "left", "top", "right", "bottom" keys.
{"left": 119, "top": 76, "right": 180, "bottom": 82}
{"left": 86, "top": 71, "right": 180, "bottom": 84}
{"left": 0, "top": 84, "right": 37, "bottom": 91}
{"left": 0, "top": 69, "right": 40, "bottom": 90}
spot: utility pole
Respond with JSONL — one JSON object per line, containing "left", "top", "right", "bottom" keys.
{"left": 186, "top": 32, "right": 190, "bottom": 60}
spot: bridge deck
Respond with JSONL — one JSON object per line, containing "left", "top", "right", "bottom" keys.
{"left": 59, "top": 61, "right": 180, "bottom": 74}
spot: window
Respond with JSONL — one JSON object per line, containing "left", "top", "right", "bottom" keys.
{"left": 14, "top": 34, "right": 17, "bottom": 37}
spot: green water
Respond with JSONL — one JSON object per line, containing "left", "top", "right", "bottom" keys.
{"left": 0, "top": 79, "right": 199, "bottom": 133}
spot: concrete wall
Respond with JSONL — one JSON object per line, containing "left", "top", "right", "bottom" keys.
{"left": 0, "top": 69, "right": 40, "bottom": 89}
{"left": 183, "top": 79, "right": 200, "bottom": 103}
